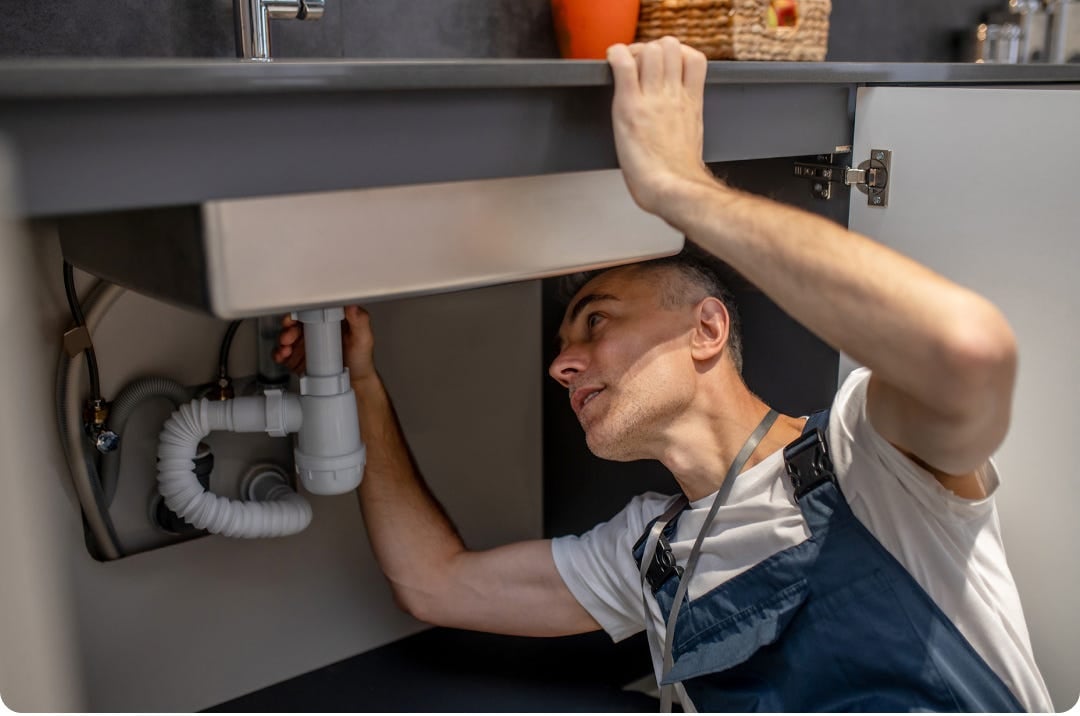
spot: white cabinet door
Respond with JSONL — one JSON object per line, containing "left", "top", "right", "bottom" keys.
{"left": 845, "top": 85, "right": 1080, "bottom": 711}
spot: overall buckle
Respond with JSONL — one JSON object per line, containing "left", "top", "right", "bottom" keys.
{"left": 634, "top": 530, "right": 684, "bottom": 594}
{"left": 646, "top": 534, "right": 683, "bottom": 593}
{"left": 784, "top": 428, "right": 836, "bottom": 499}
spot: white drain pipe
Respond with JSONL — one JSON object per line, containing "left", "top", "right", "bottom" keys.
{"left": 155, "top": 306, "right": 366, "bottom": 538}
{"left": 292, "top": 307, "right": 366, "bottom": 496}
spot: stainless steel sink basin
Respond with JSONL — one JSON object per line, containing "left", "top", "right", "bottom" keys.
{"left": 58, "top": 169, "right": 683, "bottom": 318}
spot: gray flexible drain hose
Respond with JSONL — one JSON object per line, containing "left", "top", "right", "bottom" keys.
{"left": 101, "top": 376, "right": 192, "bottom": 506}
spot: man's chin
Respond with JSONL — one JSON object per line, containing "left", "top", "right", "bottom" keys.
{"left": 584, "top": 430, "right": 638, "bottom": 462}
{"left": 584, "top": 430, "right": 612, "bottom": 459}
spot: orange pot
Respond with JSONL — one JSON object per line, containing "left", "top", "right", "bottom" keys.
{"left": 551, "top": 0, "right": 641, "bottom": 60}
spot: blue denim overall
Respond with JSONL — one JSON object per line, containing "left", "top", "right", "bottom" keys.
{"left": 634, "top": 410, "right": 1024, "bottom": 712}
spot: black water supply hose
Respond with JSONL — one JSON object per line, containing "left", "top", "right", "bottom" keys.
{"left": 62, "top": 260, "right": 101, "bottom": 402}
{"left": 57, "top": 265, "right": 124, "bottom": 559}
{"left": 215, "top": 319, "right": 243, "bottom": 399}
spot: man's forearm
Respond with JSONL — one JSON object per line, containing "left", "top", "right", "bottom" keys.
{"left": 346, "top": 374, "right": 598, "bottom": 636}
{"left": 350, "top": 374, "right": 466, "bottom": 605}
{"left": 664, "top": 178, "right": 1016, "bottom": 417}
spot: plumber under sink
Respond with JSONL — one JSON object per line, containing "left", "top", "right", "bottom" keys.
{"left": 0, "top": 0, "right": 1076, "bottom": 712}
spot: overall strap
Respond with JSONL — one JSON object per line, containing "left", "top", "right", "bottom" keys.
{"left": 638, "top": 494, "right": 690, "bottom": 686}
{"left": 637, "top": 497, "right": 691, "bottom": 595}
{"left": 783, "top": 408, "right": 835, "bottom": 500}
{"left": 640, "top": 408, "right": 780, "bottom": 713}
{"left": 782, "top": 408, "right": 840, "bottom": 537}
{"left": 804, "top": 408, "right": 830, "bottom": 435}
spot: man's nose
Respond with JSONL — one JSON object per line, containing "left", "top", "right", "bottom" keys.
{"left": 548, "top": 346, "right": 586, "bottom": 388}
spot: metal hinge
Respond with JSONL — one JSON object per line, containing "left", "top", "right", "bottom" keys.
{"left": 794, "top": 148, "right": 892, "bottom": 207}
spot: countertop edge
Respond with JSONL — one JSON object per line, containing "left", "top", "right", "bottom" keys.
{"left": 0, "top": 60, "right": 1079, "bottom": 99}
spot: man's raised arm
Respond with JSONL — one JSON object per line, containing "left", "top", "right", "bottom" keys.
{"left": 606, "top": 38, "right": 1017, "bottom": 487}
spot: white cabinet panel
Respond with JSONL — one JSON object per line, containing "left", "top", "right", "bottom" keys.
{"left": 847, "top": 86, "right": 1080, "bottom": 711}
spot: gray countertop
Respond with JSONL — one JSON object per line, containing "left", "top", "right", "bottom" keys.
{"left": 0, "top": 59, "right": 1078, "bottom": 98}
{"left": 2, "top": 60, "right": 1077, "bottom": 217}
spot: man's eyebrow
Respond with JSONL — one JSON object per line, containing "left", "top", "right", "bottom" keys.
{"left": 568, "top": 293, "right": 620, "bottom": 324}
{"left": 554, "top": 293, "right": 621, "bottom": 353}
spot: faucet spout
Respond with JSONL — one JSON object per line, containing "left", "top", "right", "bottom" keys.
{"left": 234, "top": 0, "right": 325, "bottom": 61}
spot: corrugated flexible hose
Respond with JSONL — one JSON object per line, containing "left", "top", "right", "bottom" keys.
{"left": 156, "top": 395, "right": 312, "bottom": 538}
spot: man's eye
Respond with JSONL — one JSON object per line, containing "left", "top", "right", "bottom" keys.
{"left": 587, "top": 313, "right": 603, "bottom": 329}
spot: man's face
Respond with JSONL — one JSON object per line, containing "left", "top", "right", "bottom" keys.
{"left": 549, "top": 266, "right": 699, "bottom": 461}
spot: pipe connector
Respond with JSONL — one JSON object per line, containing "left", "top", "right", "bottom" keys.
{"left": 204, "top": 392, "right": 302, "bottom": 434}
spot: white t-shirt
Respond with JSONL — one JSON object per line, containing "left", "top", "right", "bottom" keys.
{"left": 551, "top": 368, "right": 1053, "bottom": 712}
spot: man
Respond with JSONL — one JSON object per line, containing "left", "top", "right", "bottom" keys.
{"left": 275, "top": 38, "right": 1051, "bottom": 712}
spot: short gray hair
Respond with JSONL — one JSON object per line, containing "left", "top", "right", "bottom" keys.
{"left": 557, "top": 242, "right": 744, "bottom": 373}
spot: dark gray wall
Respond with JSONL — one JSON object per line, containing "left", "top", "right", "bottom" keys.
{"left": 0, "top": 0, "right": 558, "bottom": 59}
{"left": 0, "top": 0, "right": 996, "bottom": 61}
{"left": 827, "top": 0, "right": 998, "bottom": 62}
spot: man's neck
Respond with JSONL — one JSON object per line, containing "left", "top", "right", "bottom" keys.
{"left": 657, "top": 378, "right": 805, "bottom": 502}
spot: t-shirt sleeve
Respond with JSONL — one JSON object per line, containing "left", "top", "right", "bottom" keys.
{"left": 550, "top": 492, "right": 673, "bottom": 642}
{"left": 830, "top": 367, "right": 1001, "bottom": 522}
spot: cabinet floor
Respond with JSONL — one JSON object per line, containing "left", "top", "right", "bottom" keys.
{"left": 207, "top": 628, "right": 658, "bottom": 712}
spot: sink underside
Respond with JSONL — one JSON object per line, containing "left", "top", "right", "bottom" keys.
{"left": 58, "top": 169, "right": 683, "bottom": 317}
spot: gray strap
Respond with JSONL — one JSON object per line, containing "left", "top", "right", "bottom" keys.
{"left": 638, "top": 495, "right": 692, "bottom": 586}
{"left": 638, "top": 494, "right": 690, "bottom": 673}
{"left": 655, "top": 408, "right": 779, "bottom": 713}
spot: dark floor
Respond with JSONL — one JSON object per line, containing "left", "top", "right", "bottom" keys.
{"left": 208, "top": 628, "right": 658, "bottom": 712}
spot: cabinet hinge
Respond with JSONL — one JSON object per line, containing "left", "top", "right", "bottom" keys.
{"left": 794, "top": 148, "right": 892, "bottom": 207}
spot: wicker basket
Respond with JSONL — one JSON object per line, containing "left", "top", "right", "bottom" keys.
{"left": 636, "top": 0, "right": 831, "bottom": 61}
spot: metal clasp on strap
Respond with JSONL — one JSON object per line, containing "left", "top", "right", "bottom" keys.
{"left": 783, "top": 428, "right": 836, "bottom": 499}
{"left": 645, "top": 534, "right": 683, "bottom": 594}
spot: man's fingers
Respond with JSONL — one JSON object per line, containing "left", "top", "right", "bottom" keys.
{"left": 274, "top": 335, "right": 301, "bottom": 355}
{"left": 273, "top": 341, "right": 300, "bottom": 366}
{"left": 638, "top": 41, "right": 664, "bottom": 92}
{"left": 681, "top": 44, "right": 708, "bottom": 99}
{"left": 284, "top": 341, "right": 305, "bottom": 373}
{"left": 660, "top": 36, "right": 683, "bottom": 87}
{"left": 274, "top": 318, "right": 304, "bottom": 367}
{"left": 287, "top": 353, "right": 304, "bottom": 372}
{"left": 278, "top": 324, "right": 302, "bottom": 346}
{"left": 606, "top": 43, "right": 641, "bottom": 96}
{"left": 344, "top": 305, "right": 370, "bottom": 329}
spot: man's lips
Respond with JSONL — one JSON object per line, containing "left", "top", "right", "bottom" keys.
{"left": 571, "top": 386, "right": 605, "bottom": 415}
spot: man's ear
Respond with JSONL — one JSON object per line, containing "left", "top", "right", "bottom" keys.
{"left": 689, "top": 297, "right": 730, "bottom": 362}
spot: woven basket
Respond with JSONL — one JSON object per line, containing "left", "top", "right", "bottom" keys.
{"left": 636, "top": 0, "right": 831, "bottom": 61}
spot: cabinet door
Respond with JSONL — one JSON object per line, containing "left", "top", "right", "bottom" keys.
{"left": 846, "top": 85, "right": 1080, "bottom": 711}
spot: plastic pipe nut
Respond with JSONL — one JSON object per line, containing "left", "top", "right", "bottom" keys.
{"left": 294, "top": 389, "right": 365, "bottom": 495}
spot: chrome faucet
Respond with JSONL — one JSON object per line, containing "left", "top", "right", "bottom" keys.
{"left": 234, "top": 0, "right": 325, "bottom": 61}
